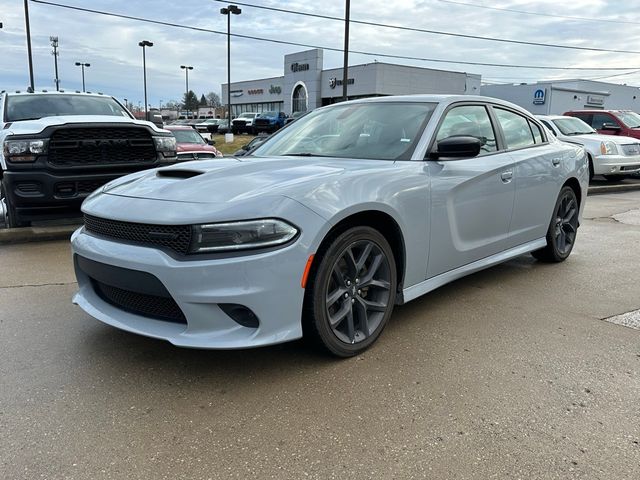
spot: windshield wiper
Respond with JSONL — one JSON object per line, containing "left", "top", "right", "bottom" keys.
{"left": 284, "top": 152, "right": 332, "bottom": 157}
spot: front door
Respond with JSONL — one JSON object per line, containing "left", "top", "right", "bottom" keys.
{"left": 427, "top": 104, "right": 516, "bottom": 278}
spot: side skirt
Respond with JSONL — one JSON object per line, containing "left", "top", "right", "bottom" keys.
{"left": 402, "top": 238, "right": 547, "bottom": 304}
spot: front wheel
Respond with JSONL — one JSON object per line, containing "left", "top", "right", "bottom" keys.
{"left": 532, "top": 186, "right": 579, "bottom": 262}
{"left": 304, "top": 226, "right": 397, "bottom": 357}
{"left": 1, "top": 182, "right": 29, "bottom": 229}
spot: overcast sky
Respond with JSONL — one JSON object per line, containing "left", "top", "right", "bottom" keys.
{"left": 2, "top": 0, "right": 640, "bottom": 107}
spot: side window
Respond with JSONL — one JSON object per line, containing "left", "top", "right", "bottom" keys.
{"left": 571, "top": 113, "right": 592, "bottom": 126}
{"left": 592, "top": 113, "right": 619, "bottom": 129}
{"left": 540, "top": 119, "right": 556, "bottom": 136}
{"left": 434, "top": 105, "right": 497, "bottom": 155}
{"left": 494, "top": 108, "right": 535, "bottom": 150}
{"left": 529, "top": 120, "right": 545, "bottom": 143}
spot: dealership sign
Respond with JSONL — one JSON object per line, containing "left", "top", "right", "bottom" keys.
{"left": 269, "top": 85, "right": 282, "bottom": 94}
{"left": 230, "top": 89, "right": 243, "bottom": 98}
{"left": 533, "top": 88, "right": 546, "bottom": 105}
{"left": 329, "top": 77, "right": 355, "bottom": 89}
{"left": 587, "top": 95, "right": 605, "bottom": 106}
{"left": 290, "top": 62, "right": 310, "bottom": 73}
{"left": 247, "top": 89, "right": 264, "bottom": 95}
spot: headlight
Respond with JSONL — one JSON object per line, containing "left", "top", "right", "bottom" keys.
{"left": 191, "top": 219, "right": 298, "bottom": 253}
{"left": 600, "top": 141, "right": 618, "bottom": 155}
{"left": 3, "top": 138, "right": 48, "bottom": 162}
{"left": 153, "top": 136, "right": 177, "bottom": 156}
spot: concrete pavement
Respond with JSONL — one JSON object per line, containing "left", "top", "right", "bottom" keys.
{"left": 1, "top": 192, "right": 639, "bottom": 479}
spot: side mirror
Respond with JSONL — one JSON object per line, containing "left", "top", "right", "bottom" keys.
{"left": 601, "top": 123, "right": 621, "bottom": 131}
{"left": 207, "top": 139, "right": 216, "bottom": 145}
{"left": 431, "top": 136, "right": 482, "bottom": 159}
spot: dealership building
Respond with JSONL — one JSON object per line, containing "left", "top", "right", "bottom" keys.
{"left": 482, "top": 79, "right": 640, "bottom": 115}
{"left": 221, "top": 48, "right": 482, "bottom": 117}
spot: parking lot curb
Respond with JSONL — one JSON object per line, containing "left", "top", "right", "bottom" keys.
{"left": 0, "top": 224, "right": 79, "bottom": 245}
{"left": 588, "top": 183, "right": 640, "bottom": 195}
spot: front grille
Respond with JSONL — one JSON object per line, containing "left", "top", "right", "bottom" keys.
{"left": 177, "top": 152, "right": 217, "bottom": 160}
{"left": 84, "top": 214, "right": 192, "bottom": 255}
{"left": 232, "top": 120, "right": 247, "bottom": 127}
{"left": 15, "top": 182, "right": 42, "bottom": 194}
{"left": 48, "top": 127, "right": 157, "bottom": 167}
{"left": 254, "top": 119, "right": 270, "bottom": 126}
{"left": 92, "top": 280, "right": 186, "bottom": 324}
{"left": 621, "top": 144, "right": 640, "bottom": 156}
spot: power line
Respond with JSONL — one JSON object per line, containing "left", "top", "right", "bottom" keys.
{"left": 30, "top": 0, "right": 640, "bottom": 71}
{"left": 437, "top": 0, "right": 640, "bottom": 26}
{"left": 212, "top": 0, "right": 640, "bottom": 55}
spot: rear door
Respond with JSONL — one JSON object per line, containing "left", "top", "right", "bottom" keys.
{"left": 492, "top": 107, "right": 564, "bottom": 246}
{"left": 426, "top": 103, "right": 516, "bottom": 278}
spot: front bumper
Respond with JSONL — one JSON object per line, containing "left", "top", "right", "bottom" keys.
{"left": 592, "top": 154, "right": 640, "bottom": 175}
{"left": 71, "top": 199, "right": 327, "bottom": 349}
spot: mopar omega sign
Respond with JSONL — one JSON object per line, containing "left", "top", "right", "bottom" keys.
{"left": 533, "top": 88, "right": 546, "bottom": 105}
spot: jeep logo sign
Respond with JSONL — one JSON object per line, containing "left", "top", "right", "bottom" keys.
{"left": 290, "top": 62, "right": 310, "bottom": 73}
{"left": 533, "top": 88, "right": 546, "bottom": 105}
{"left": 269, "top": 85, "right": 282, "bottom": 94}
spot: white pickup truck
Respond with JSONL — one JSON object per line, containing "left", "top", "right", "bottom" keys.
{"left": 0, "top": 91, "right": 177, "bottom": 228}
{"left": 537, "top": 115, "right": 640, "bottom": 182}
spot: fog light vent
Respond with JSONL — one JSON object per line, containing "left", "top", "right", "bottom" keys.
{"left": 219, "top": 304, "right": 260, "bottom": 328}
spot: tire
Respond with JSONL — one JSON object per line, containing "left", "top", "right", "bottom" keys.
{"left": 603, "top": 175, "right": 623, "bottom": 182}
{"left": 0, "top": 181, "right": 29, "bottom": 228}
{"left": 303, "top": 226, "right": 397, "bottom": 357}
{"left": 531, "top": 186, "right": 579, "bottom": 263}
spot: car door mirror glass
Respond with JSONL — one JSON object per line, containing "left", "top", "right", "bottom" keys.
{"left": 601, "top": 123, "right": 621, "bottom": 130}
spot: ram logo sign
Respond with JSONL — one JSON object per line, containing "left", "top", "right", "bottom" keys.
{"left": 533, "top": 88, "right": 546, "bottom": 105}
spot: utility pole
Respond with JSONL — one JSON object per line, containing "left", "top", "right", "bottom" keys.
{"left": 220, "top": 5, "right": 241, "bottom": 123}
{"left": 50, "top": 36, "right": 60, "bottom": 91}
{"left": 342, "top": 0, "right": 350, "bottom": 102}
{"left": 24, "top": 0, "right": 35, "bottom": 91}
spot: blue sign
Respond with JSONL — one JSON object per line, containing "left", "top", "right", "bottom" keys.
{"left": 533, "top": 88, "right": 546, "bottom": 105}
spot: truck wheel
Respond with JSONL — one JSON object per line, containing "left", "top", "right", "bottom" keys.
{"left": 1, "top": 183, "right": 29, "bottom": 228}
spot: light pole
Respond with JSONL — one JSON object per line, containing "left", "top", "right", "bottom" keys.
{"left": 342, "top": 0, "right": 351, "bottom": 101}
{"left": 138, "top": 40, "right": 153, "bottom": 121}
{"left": 74, "top": 62, "right": 90, "bottom": 92}
{"left": 123, "top": 98, "right": 128, "bottom": 110}
{"left": 24, "top": 0, "right": 35, "bottom": 91}
{"left": 220, "top": 5, "right": 241, "bottom": 123}
{"left": 50, "top": 36, "right": 60, "bottom": 91}
{"left": 180, "top": 65, "right": 193, "bottom": 118}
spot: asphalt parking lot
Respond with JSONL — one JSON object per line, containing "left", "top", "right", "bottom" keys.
{"left": 1, "top": 191, "right": 639, "bottom": 479}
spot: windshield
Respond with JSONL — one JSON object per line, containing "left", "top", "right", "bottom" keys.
{"left": 171, "top": 129, "right": 205, "bottom": 144}
{"left": 239, "top": 113, "right": 257, "bottom": 119}
{"left": 261, "top": 111, "right": 277, "bottom": 116}
{"left": 5, "top": 94, "right": 130, "bottom": 122}
{"left": 617, "top": 111, "right": 640, "bottom": 128}
{"left": 552, "top": 117, "right": 595, "bottom": 135}
{"left": 253, "top": 102, "right": 436, "bottom": 161}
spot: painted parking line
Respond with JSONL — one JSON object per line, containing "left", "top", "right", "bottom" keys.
{"left": 602, "top": 309, "right": 640, "bottom": 330}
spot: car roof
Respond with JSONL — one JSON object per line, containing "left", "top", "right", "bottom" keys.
{"left": 537, "top": 115, "right": 574, "bottom": 121}
{"left": 565, "top": 109, "right": 633, "bottom": 114}
{"left": 2, "top": 90, "right": 111, "bottom": 98}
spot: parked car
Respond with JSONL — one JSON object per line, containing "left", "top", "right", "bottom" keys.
{"left": 563, "top": 110, "right": 640, "bottom": 140}
{"left": 231, "top": 112, "right": 258, "bottom": 134}
{"left": 71, "top": 95, "right": 587, "bottom": 357}
{"left": 165, "top": 125, "right": 222, "bottom": 160}
{"left": 216, "top": 119, "right": 230, "bottom": 135}
{"left": 232, "top": 133, "right": 270, "bottom": 156}
{"left": 0, "top": 91, "right": 177, "bottom": 228}
{"left": 253, "top": 111, "right": 288, "bottom": 133}
{"left": 538, "top": 115, "right": 640, "bottom": 181}
{"left": 284, "top": 110, "right": 307, "bottom": 125}
{"left": 195, "top": 119, "right": 221, "bottom": 134}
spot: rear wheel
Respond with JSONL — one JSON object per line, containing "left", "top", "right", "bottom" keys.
{"left": 532, "top": 186, "right": 578, "bottom": 262}
{"left": 304, "top": 226, "right": 397, "bottom": 357}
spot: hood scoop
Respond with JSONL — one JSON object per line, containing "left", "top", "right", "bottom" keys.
{"left": 156, "top": 169, "right": 205, "bottom": 179}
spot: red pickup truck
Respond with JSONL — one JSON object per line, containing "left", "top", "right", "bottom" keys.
{"left": 563, "top": 110, "right": 640, "bottom": 139}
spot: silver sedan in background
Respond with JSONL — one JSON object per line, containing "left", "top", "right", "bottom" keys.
{"left": 71, "top": 95, "right": 588, "bottom": 357}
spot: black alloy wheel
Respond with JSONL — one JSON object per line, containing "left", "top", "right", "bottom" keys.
{"left": 304, "top": 226, "right": 397, "bottom": 357}
{"left": 532, "top": 186, "right": 579, "bottom": 262}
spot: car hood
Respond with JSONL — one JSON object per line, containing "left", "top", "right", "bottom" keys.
{"left": 4, "top": 115, "right": 164, "bottom": 135}
{"left": 102, "top": 156, "right": 396, "bottom": 204}
{"left": 562, "top": 133, "right": 640, "bottom": 145}
{"left": 176, "top": 143, "right": 217, "bottom": 153}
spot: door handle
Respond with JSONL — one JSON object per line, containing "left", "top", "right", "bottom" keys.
{"left": 552, "top": 158, "right": 561, "bottom": 167}
{"left": 501, "top": 170, "right": 513, "bottom": 183}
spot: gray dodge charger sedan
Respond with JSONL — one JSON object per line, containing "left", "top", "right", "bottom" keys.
{"left": 71, "top": 95, "right": 589, "bottom": 356}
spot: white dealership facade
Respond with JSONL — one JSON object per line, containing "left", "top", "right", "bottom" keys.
{"left": 221, "top": 48, "right": 482, "bottom": 117}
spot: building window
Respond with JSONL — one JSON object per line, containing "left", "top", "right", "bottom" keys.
{"left": 292, "top": 84, "right": 308, "bottom": 113}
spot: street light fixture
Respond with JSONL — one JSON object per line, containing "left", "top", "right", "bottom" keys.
{"left": 74, "top": 62, "right": 90, "bottom": 92}
{"left": 220, "top": 5, "right": 241, "bottom": 124}
{"left": 180, "top": 65, "right": 194, "bottom": 118}
{"left": 50, "top": 36, "right": 60, "bottom": 91}
{"left": 138, "top": 40, "right": 153, "bottom": 121}
{"left": 123, "top": 98, "right": 128, "bottom": 110}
